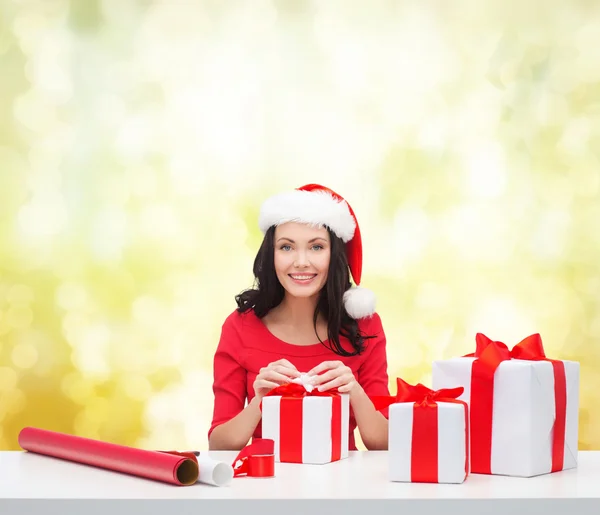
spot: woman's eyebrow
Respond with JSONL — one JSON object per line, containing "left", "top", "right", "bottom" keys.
{"left": 276, "top": 237, "right": 328, "bottom": 243}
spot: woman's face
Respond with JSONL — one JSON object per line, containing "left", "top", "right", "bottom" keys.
{"left": 273, "top": 222, "right": 331, "bottom": 299}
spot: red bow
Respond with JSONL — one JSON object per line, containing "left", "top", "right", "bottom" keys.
{"left": 466, "top": 333, "right": 546, "bottom": 379}
{"left": 371, "top": 377, "right": 464, "bottom": 411}
{"left": 467, "top": 333, "right": 566, "bottom": 474}
{"left": 264, "top": 382, "right": 339, "bottom": 399}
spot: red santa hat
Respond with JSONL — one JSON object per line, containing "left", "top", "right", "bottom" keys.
{"left": 258, "top": 183, "right": 376, "bottom": 319}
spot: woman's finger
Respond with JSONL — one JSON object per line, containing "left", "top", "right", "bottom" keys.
{"left": 273, "top": 359, "right": 298, "bottom": 370}
{"left": 337, "top": 383, "right": 354, "bottom": 393}
{"left": 260, "top": 370, "right": 294, "bottom": 384}
{"left": 306, "top": 361, "right": 342, "bottom": 377}
{"left": 317, "top": 375, "right": 353, "bottom": 392}
{"left": 255, "top": 379, "right": 280, "bottom": 390}
{"left": 270, "top": 364, "right": 301, "bottom": 378}
{"left": 310, "top": 367, "right": 346, "bottom": 386}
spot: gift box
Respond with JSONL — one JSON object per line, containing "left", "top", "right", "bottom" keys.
{"left": 432, "top": 333, "right": 579, "bottom": 477}
{"left": 372, "top": 378, "right": 469, "bottom": 483}
{"left": 261, "top": 381, "right": 349, "bottom": 464}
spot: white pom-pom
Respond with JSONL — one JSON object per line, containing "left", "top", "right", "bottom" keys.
{"left": 343, "top": 286, "right": 376, "bottom": 319}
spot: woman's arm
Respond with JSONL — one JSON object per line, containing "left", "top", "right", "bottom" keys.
{"left": 208, "top": 317, "right": 255, "bottom": 450}
{"left": 209, "top": 317, "right": 301, "bottom": 451}
{"left": 209, "top": 396, "right": 263, "bottom": 450}
{"left": 307, "top": 313, "right": 391, "bottom": 450}
{"left": 347, "top": 383, "right": 389, "bottom": 450}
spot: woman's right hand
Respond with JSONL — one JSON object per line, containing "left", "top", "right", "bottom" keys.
{"left": 253, "top": 359, "right": 301, "bottom": 400}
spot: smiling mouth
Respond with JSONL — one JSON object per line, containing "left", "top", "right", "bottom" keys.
{"left": 288, "top": 274, "right": 317, "bottom": 283}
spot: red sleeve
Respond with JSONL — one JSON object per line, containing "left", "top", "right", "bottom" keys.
{"left": 208, "top": 313, "right": 248, "bottom": 438}
{"left": 356, "top": 313, "right": 390, "bottom": 415}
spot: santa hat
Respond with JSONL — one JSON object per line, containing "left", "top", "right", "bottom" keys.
{"left": 258, "top": 183, "right": 376, "bottom": 319}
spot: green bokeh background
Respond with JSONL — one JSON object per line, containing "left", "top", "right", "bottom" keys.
{"left": 1, "top": 0, "right": 599, "bottom": 451}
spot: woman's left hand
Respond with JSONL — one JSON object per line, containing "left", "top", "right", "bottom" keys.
{"left": 307, "top": 361, "right": 359, "bottom": 394}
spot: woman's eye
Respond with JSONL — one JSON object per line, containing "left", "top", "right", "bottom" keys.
{"left": 312, "top": 245, "right": 323, "bottom": 251}
{"left": 280, "top": 245, "right": 292, "bottom": 251}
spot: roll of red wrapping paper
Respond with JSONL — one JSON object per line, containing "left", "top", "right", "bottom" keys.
{"left": 18, "top": 427, "right": 199, "bottom": 486}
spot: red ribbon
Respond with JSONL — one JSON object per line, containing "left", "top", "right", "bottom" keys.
{"left": 372, "top": 378, "right": 469, "bottom": 483}
{"left": 232, "top": 439, "right": 275, "bottom": 478}
{"left": 161, "top": 440, "right": 276, "bottom": 479}
{"left": 466, "top": 333, "right": 567, "bottom": 474}
{"left": 264, "top": 383, "right": 342, "bottom": 463}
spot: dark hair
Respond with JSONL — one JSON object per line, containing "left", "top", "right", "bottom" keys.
{"left": 235, "top": 226, "right": 373, "bottom": 356}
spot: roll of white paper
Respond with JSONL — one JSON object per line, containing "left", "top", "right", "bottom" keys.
{"left": 196, "top": 454, "right": 234, "bottom": 487}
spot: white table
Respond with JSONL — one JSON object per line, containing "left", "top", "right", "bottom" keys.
{"left": 1, "top": 450, "right": 599, "bottom": 515}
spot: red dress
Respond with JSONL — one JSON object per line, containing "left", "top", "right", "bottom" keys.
{"left": 209, "top": 309, "right": 390, "bottom": 450}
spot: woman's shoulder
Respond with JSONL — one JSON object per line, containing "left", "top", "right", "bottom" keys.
{"left": 357, "top": 311, "right": 384, "bottom": 335}
{"left": 222, "top": 308, "right": 258, "bottom": 331}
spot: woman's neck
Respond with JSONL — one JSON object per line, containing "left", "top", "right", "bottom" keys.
{"left": 274, "top": 294, "right": 324, "bottom": 327}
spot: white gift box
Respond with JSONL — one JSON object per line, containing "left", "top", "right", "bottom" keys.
{"left": 432, "top": 357, "right": 579, "bottom": 477}
{"left": 261, "top": 394, "right": 349, "bottom": 464}
{"left": 389, "top": 401, "right": 468, "bottom": 483}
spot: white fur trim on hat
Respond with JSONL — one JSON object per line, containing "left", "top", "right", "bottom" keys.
{"left": 343, "top": 286, "right": 376, "bottom": 319}
{"left": 258, "top": 189, "right": 356, "bottom": 242}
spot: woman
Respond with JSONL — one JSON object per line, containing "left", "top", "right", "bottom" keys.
{"left": 209, "top": 184, "right": 390, "bottom": 451}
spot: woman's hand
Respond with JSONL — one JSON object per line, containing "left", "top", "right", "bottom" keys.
{"left": 253, "top": 359, "right": 301, "bottom": 400}
{"left": 307, "top": 360, "right": 358, "bottom": 394}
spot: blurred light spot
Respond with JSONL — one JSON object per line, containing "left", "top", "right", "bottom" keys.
{"left": 0, "top": 318, "right": 10, "bottom": 336}
{"left": 73, "top": 411, "right": 100, "bottom": 439}
{"left": 7, "top": 284, "right": 34, "bottom": 304}
{"left": 13, "top": 88, "right": 59, "bottom": 133}
{"left": 132, "top": 296, "right": 164, "bottom": 324}
{"left": 465, "top": 142, "right": 506, "bottom": 198}
{"left": 394, "top": 342, "right": 423, "bottom": 368}
{"left": 139, "top": 204, "right": 180, "bottom": 240}
{"left": 6, "top": 306, "right": 33, "bottom": 329}
{"left": 124, "top": 375, "right": 152, "bottom": 401}
{"left": 418, "top": 116, "right": 449, "bottom": 151}
{"left": 0, "top": 367, "right": 18, "bottom": 391}
{"left": 575, "top": 22, "right": 600, "bottom": 83}
{"left": 0, "top": 389, "right": 27, "bottom": 417}
{"left": 589, "top": 315, "right": 600, "bottom": 338}
{"left": 536, "top": 92, "right": 569, "bottom": 126}
{"left": 415, "top": 282, "right": 450, "bottom": 310}
{"left": 114, "top": 342, "right": 145, "bottom": 373}
{"left": 17, "top": 193, "right": 68, "bottom": 242}
{"left": 129, "top": 166, "right": 158, "bottom": 198}
{"left": 71, "top": 324, "right": 112, "bottom": 380}
{"left": 393, "top": 207, "right": 430, "bottom": 264}
{"left": 61, "top": 373, "right": 94, "bottom": 405}
{"left": 95, "top": 93, "right": 127, "bottom": 128}
{"left": 90, "top": 207, "right": 128, "bottom": 262}
{"left": 467, "top": 297, "right": 536, "bottom": 342}
{"left": 169, "top": 156, "right": 206, "bottom": 196}
{"left": 11, "top": 342, "right": 39, "bottom": 369}
{"left": 115, "top": 115, "right": 152, "bottom": 159}
{"left": 56, "top": 283, "right": 88, "bottom": 311}
{"left": 530, "top": 210, "right": 571, "bottom": 260}
{"left": 62, "top": 311, "right": 90, "bottom": 342}
{"left": 84, "top": 397, "right": 109, "bottom": 424}
{"left": 571, "top": 166, "right": 600, "bottom": 198}
{"left": 558, "top": 118, "right": 591, "bottom": 156}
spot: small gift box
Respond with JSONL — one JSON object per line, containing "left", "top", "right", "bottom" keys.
{"left": 432, "top": 333, "right": 579, "bottom": 477}
{"left": 261, "top": 375, "right": 349, "bottom": 464}
{"left": 372, "top": 378, "right": 469, "bottom": 484}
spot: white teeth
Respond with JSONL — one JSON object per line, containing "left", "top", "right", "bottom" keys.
{"left": 290, "top": 275, "right": 315, "bottom": 280}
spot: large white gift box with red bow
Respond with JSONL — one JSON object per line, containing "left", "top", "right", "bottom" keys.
{"left": 432, "top": 333, "right": 579, "bottom": 477}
